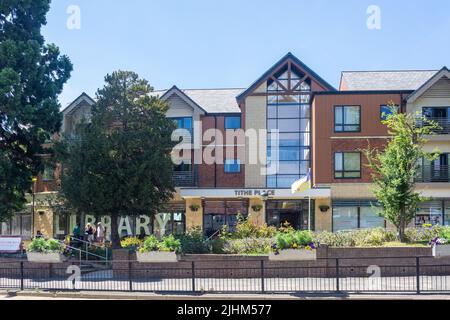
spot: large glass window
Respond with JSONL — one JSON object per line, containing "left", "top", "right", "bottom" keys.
{"left": 334, "top": 106, "right": 360, "bottom": 132}
{"left": 203, "top": 200, "right": 248, "bottom": 237}
{"left": 334, "top": 152, "right": 361, "bottom": 179}
{"left": 333, "top": 207, "right": 358, "bottom": 231}
{"left": 266, "top": 68, "right": 311, "bottom": 188}
{"left": 224, "top": 116, "right": 241, "bottom": 130}
{"left": 0, "top": 213, "right": 32, "bottom": 238}
{"left": 333, "top": 202, "right": 384, "bottom": 231}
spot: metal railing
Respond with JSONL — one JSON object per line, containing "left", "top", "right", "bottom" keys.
{"left": 60, "top": 238, "right": 109, "bottom": 265}
{"left": 417, "top": 117, "right": 450, "bottom": 134}
{"left": 2, "top": 256, "right": 450, "bottom": 294}
{"left": 415, "top": 165, "right": 450, "bottom": 183}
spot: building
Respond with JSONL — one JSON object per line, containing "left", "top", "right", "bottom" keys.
{"left": 2, "top": 53, "right": 450, "bottom": 240}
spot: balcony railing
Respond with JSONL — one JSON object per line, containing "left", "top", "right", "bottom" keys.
{"left": 416, "top": 165, "right": 450, "bottom": 183}
{"left": 416, "top": 117, "right": 450, "bottom": 134}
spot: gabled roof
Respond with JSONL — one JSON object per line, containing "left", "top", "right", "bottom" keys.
{"left": 159, "top": 86, "right": 207, "bottom": 114}
{"left": 340, "top": 70, "right": 438, "bottom": 91}
{"left": 61, "top": 92, "right": 95, "bottom": 115}
{"left": 407, "top": 67, "right": 450, "bottom": 103}
{"left": 152, "top": 87, "right": 243, "bottom": 114}
{"left": 236, "top": 52, "right": 336, "bottom": 104}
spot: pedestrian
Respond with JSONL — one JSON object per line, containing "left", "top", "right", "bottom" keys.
{"left": 85, "top": 223, "right": 95, "bottom": 245}
{"left": 35, "top": 230, "right": 44, "bottom": 239}
{"left": 96, "top": 222, "right": 105, "bottom": 246}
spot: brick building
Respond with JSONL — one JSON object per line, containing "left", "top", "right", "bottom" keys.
{"left": 2, "top": 53, "right": 450, "bottom": 239}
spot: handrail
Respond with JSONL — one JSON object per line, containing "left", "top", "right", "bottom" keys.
{"left": 58, "top": 239, "right": 109, "bottom": 263}
{"left": 206, "top": 229, "right": 222, "bottom": 242}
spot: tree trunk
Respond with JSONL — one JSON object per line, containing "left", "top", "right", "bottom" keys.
{"left": 399, "top": 207, "right": 406, "bottom": 243}
{"left": 110, "top": 215, "right": 121, "bottom": 249}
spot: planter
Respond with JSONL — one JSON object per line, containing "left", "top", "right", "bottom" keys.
{"left": 27, "top": 252, "right": 66, "bottom": 263}
{"left": 136, "top": 251, "right": 179, "bottom": 263}
{"left": 433, "top": 245, "right": 450, "bottom": 258}
{"left": 269, "top": 249, "right": 317, "bottom": 261}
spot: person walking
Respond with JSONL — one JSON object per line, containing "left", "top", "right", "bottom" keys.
{"left": 85, "top": 223, "right": 95, "bottom": 245}
{"left": 96, "top": 222, "right": 105, "bottom": 246}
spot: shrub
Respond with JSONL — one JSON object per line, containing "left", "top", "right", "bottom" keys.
{"left": 314, "top": 229, "right": 397, "bottom": 247}
{"left": 404, "top": 226, "right": 442, "bottom": 243}
{"left": 439, "top": 226, "right": 450, "bottom": 241}
{"left": 27, "top": 238, "right": 64, "bottom": 253}
{"left": 179, "top": 227, "right": 210, "bottom": 254}
{"left": 139, "top": 235, "right": 159, "bottom": 253}
{"left": 221, "top": 216, "right": 277, "bottom": 240}
{"left": 274, "top": 230, "right": 315, "bottom": 251}
{"left": 159, "top": 235, "right": 181, "bottom": 252}
{"left": 222, "top": 237, "right": 272, "bottom": 255}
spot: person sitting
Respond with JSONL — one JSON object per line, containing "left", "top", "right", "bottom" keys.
{"left": 35, "top": 230, "right": 44, "bottom": 239}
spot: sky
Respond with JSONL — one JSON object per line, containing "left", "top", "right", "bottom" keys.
{"left": 42, "top": 0, "right": 450, "bottom": 108}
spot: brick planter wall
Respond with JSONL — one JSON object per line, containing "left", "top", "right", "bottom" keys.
{"left": 112, "top": 246, "right": 450, "bottom": 279}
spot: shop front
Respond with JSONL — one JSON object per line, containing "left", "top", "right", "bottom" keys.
{"left": 266, "top": 200, "right": 314, "bottom": 230}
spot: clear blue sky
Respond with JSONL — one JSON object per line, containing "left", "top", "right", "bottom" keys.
{"left": 42, "top": 0, "right": 450, "bottom": 108}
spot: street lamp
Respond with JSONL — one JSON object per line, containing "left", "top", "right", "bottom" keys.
{"left": 31, "top": 177, "right": 37, "bottom": 237}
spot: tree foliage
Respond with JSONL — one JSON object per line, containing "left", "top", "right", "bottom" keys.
{"left": 0, "top": 0, "right": 72, "bottom": 220}
{"left": 363, "top": 104, "right": 440, "bottom": 242}
{"left": 57, "top": 71, "right": 176, "bottom": 247}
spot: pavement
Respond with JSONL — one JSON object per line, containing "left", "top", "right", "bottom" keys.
{"left": 2, "top": 290, "right": 450, "bottom": 300}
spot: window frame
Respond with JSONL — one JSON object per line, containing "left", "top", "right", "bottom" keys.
{"left": 224, "top": 159, "right": 241, "bottom": 173}
{"left": 334, "top": 152, "right": 362, "bottom": 179}
{"left": 224, "top": 116, "right": 241, "bottom": 130}
{"left": 380, "top": 104, "right": 399, "bottom": 121}
{"left": 334, "top": 105, "right": 361, "bottom": 133}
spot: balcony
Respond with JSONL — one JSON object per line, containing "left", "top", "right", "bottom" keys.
{"left": 416, "top": 165, "right": 450, "bottom": 183}
{"left": 172, "top": 170, "right": 198, "bottom": 187}
{"left": 416, "top": 117, "right": 450, "bottom": 135}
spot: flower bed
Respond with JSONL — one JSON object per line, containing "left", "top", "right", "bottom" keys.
{"left": 269, "top": 230, "right": 317, "bottom": 261}
{"left": 135, "top": 235, "right": 181, "bottom": 263}
{"left": 26, "top": 238, "right": 66, "bottom": 263}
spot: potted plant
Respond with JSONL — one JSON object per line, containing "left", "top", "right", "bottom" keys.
{"left": 27, "top": 238, "right": 66, "bottom": 263}
{"left": 136, "top": 234, "right": 181, "bottom": 263}
{"left": 251, "top": 204, "right": 263, "bottom": 212}
{"left": 431, "top": 228, "right": 450, "bottom": 257}
{"left": 269, "top": 230, "right": 317, "bottom": 261}
{"left": 319, "top": 205, "right": 330, "bottom": 212}
{"left": 189, "top": 204, "right": 200, "bottom": 212}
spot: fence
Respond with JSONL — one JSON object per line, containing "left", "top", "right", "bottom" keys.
{"left": 1, "top": 256, "right": 450, "bottom": 294}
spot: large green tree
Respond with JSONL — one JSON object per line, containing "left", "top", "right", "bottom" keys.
{"left": 58, "top": 71, "right": 176, "bottom": 248}
{"left": 363, "top": 105, "right": 440, "bottom": 242}
{"left": 0, "top": 0, "right": 72, "bottom": 220}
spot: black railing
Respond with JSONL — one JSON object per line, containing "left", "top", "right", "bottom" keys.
{"left": 417, "top": 117, "right": 450, "bottom": 134}
{"left": 2, "top": 256, "right": 450, "bottom": 294}
{"left": 172, "top": 171, "right": 196, "bottom": 187}
{"left": 416, "top": 165, "right": 450, "bottom": 183}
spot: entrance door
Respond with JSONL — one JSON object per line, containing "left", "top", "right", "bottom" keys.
{"left": 279, "top": 210, "right": 301, "bottom": 229}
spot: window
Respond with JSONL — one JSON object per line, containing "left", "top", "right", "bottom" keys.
{"left": 333, "top": 203, "right": 384, "bottom": 231}
{"left": 42, "top": 165, "right": 54, "bottom": 181}
{"left": 334, "top": 152, "right": 361, "bottom": 178}
{"left": 174, "top": 162, "right": 192, "bottom": 172}
{"left": 224, "top": 116, "right": 241, "bottom": 130}
{"left": 380, "top": 105, "right": 399, "bottom": 120}
{"left": 334, "top": 106, "right": 360, "bottom": 132}
{"left": 266, "top": 67, "right": 311, "bottom": 188}
{"left": 171, "top": 117, "right": 193, "bottom": 137}
{"left": 224, "top": 159, "right": 240, "bottom": 173}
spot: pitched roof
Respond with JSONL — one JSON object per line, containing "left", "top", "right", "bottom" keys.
{"left": 61, "top": 92, "right": 95, "bottom": 115}
{"left": 151, "top": 88, "right": 243, "bottom": 114}
{"left": 407, "top": 67, "right": 450, "bottom": 102}
{"left": 236, "top": 52, "right": 336, "bottom": 103}
{"left": 340, "top": 70, "right": 438, "bottom": 91}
